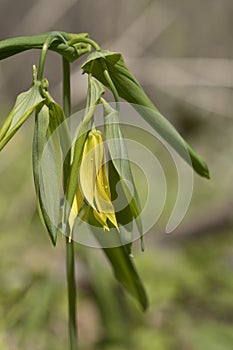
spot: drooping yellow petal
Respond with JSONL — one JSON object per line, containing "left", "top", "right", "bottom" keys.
{"left": 95, "top": 159, "right": 119, "bottom": 230}
{"left": 93, "top": 209, "right": 109, "bottom": 231}
{"left": 69, "top": 183, "right": 84, "bottom": 237}
{"left": 71, "top": 184, "right": 84, "bottom": 216}
{"left": 80, "top": 130, "right": 102, "bottom": 209}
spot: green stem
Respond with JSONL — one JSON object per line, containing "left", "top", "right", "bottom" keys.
{"left": 66, "top": 239, "right": 78, "bottom": 350}
{"left": 63, "top": 57, "right": 78, "bottom": 350}
{"left": 37, "top": 32, "right": 67, "bottom": 80}
{"left": 101, "top": 60, "right": 120, "bottom": 111}
{"left": 68, "top": 37, "right": 101, "bottom": 51}
{"left": 63, "top": 58, "right": 71, "bottom": 118}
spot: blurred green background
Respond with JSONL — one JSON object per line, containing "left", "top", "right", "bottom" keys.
{"left": 0, "top": 0, "right": 233, "bottom": 349}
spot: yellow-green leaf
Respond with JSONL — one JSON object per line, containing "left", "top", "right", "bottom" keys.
{"left": 0, "top": 81, "right": 45, "bottom": 151}
{"left": 87, "top": 209, "right": 148, "bottom": 311}
{"left": 33, "top": 105, "right": 62, "bottom": 245}
{"left": 103, "top": 100, "right": 143, "bottom": 248}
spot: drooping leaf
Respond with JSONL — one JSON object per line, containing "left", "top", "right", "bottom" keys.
{"left": 32, "top": 106, "right": 56, "bottom": 245}
{"left": 38, "top": 137, "right": 62, "bottom": 245}
{"left": 48, "top": 99, "right": 72, "bottom": 189}
{"left": 103, "top": 100, "right": 143, "bottom": 249}
{"left": 82, "top": 51, "right": 121, "bottom": 84}
{"left": 108, "top": 160, "right": 133, "bottom": 255}
{"left": 88, "top": 76, "right": 105, "bottom": 109}
{"left": 87, "top": 210, "right": 148, "bottom": 310}
{"left": 33, "top": 105, "right": 61, "bottom": 245}
{"left": 0, "top": 81, "right": 45, "bottom": 151}
{"left": 82, "top": 50, "right": 210, "bottom": 179}
{"left": 102, "top": 244, "right": 148, "bottom": 310}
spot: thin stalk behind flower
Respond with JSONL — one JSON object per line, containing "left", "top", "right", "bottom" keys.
{"left": 62, "top": 58, "right": 78, "bottom": 350}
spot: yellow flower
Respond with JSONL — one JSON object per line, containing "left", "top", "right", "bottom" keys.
{"left": 70, "top": 129, "right": 118, "bottom": 234}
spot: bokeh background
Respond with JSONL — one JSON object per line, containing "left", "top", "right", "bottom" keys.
{"left": 0, "top": 0, "right": 233, "bottom": 349}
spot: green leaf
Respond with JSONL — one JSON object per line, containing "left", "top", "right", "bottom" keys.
{"left": 103, "top": 100, "right": 144, "bottom": 249}
{"left": 88, "top": 76, "right": 105, "bottom": 108}
{"left": 48, "top": 100, "right": 72, "bottom": 189}
{"left": 32, "top": 105, "right": 61, "bottom": 245}
{"left": 33, "top": 106, "right": 49, "bottom": 194}
{"left": 102, "top": 245, "right": 148, "bottom": 310}
{"left": 0, "top": 81, "right": 45, "bottom": 151}
{"left": 108, "top": 160, "right": 133, "bottom": 254}
{"left": 0, "top": 32, "right": 90, "bottom": 62}
{"left": 82, "top": 51, "right": 121, "bottom": 84}
{"left": 82, "top": 50, "right": 210, "bottom": 179}
{"left": 87, "top": 209, "right": 148, "bottom": 310}
{"left": 87, "top": 196, "right": 148, "bottom": 310}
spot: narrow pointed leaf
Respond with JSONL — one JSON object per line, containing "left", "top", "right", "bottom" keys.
{"left": 33, "top": 104, "right": 63, "bottom": 245}
{"left": 38, "top": 138, "right": 61, "bottom": 245}
{"left": 82, "top": 51, "right": 210, "bottom": 178}
{"left": 108, "top": 160, "right": 133, "bottom": 254}
{"left": 0, "top": 82, "right": 45, "bottom": 151}
{"left": 102, "top": 245, "right": 148, "bottom": 310}
{"left": 103, "top": 100, "right": 143, "bottom": 243}
{"left": 48, "top": 100, "right": 72, "bottom": 188}
{"left": 88, "top": 77, "right": 105, "bottom": 108}
{"left": 87, "top": 210, "right": 148, "bottom": 310}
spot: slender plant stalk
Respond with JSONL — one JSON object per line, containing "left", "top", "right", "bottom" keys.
{"left": 68, "top": 37, "right": 100, "bottom": 51}
{"left": 63, "top": 57, "right": 78, "bottom": 350}
{"left": 66, "top": 239, "right": 78, "bottom": 350}
{"left": 63, "top": 57, "right": 71, "bottom": 117}
{"left": 37, "top": 32, "right": 67, "bottom": 81}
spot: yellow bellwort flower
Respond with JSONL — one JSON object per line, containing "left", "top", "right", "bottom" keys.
{"left": 70, "top": 129, "right": 119, "bottom": 238}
